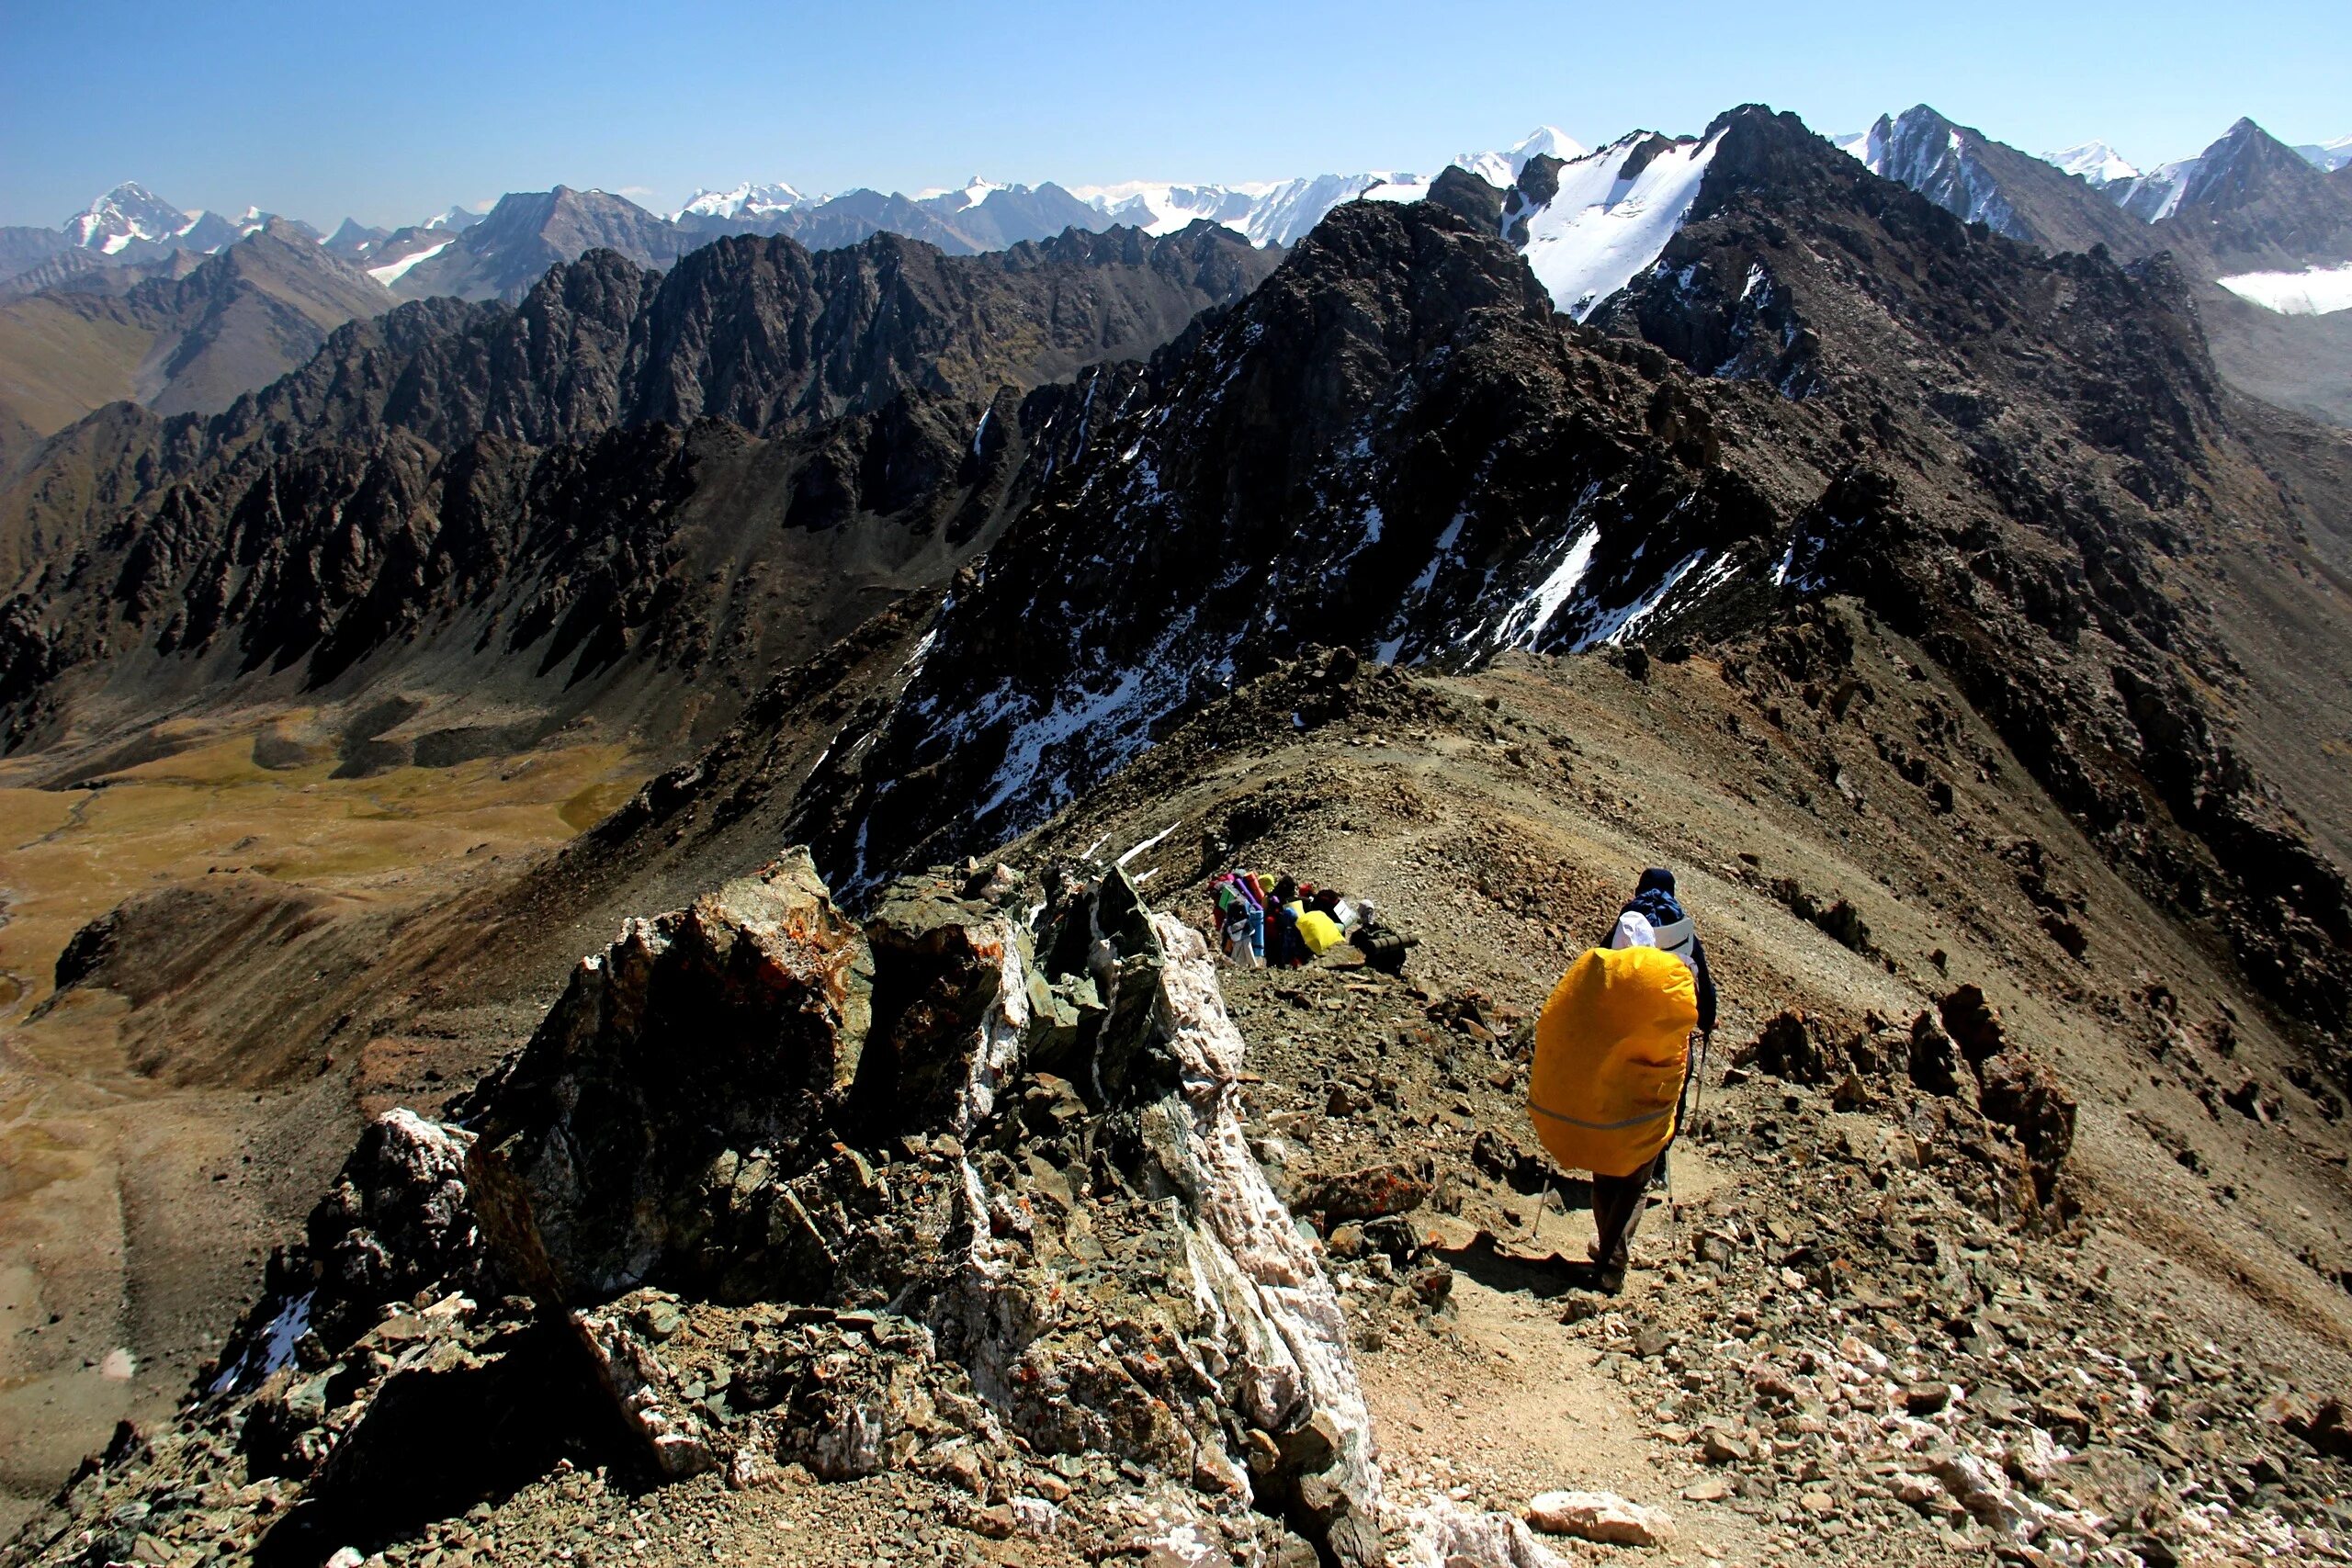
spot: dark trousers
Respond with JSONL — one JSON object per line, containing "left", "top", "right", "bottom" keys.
{"left": 1591, "top": 1154, "right": 1660, "bottom": 1270}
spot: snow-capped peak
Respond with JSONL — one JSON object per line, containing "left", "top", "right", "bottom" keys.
{"left": 2043, "top": 141, "right": 2140, "bottom": 187}
{"left": 1509, "top": 125, "right": 1586, "bottom": 166}
{"left": 422, "top": 204, "right": 489, "bottom": 232}
{"left": 675, "top": 181, "right": 811, "bottom": 221}
{"left": 1451, "top": 127, "right": 1591, "bottom": 191}
{"left": 66, "top": 181, "right": 200, "bottom": 253}
{"left": 916, "top": 176, "right": 1007, "bottom": 211}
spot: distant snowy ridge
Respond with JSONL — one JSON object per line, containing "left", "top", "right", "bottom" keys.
{"left": 676, "top": 181, "right": 812, "bottom": 221}
{"left": 1070, "top": 127, "right": 1590, "bottom": 247}
{"left": 2219, "top": 262, "right": 2352, "bottom": 315}
{"left": 2043, "top": 141, "right": 2139, "bottom": 187}
{"left": 916, "top": 176, "right": 1008, "bottom": 211}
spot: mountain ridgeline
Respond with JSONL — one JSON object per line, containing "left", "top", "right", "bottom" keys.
{"left": 6, "top": 106, "right": 2351, "bottom": 1066}
{"left": 0, "top": 220, "right": 1279, "bottom": 753}
{"left": 745, "top": 107, "right": 2352, "bottom": 1048}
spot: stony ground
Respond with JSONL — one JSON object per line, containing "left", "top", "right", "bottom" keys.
{"left": 8, "top": 620, "right": 2352, "bottom": 1566}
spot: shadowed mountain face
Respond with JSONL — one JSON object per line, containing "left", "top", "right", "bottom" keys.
{"left": 775, "top": 106, "right": 2352, "bottom": 1048}
{"left": 0, "top": 226, "right": 74, "bottom": 286}
{"left": 0, "top": 222, "right": 1279, "bottom": 755}
{"left": 2154, "top": 118, "right": 2352, "bottom": 272}
{"left": 390, "top": 186, "right": 702, "bottom": 302}
{"left": 1853, "top": 106, "right": 2155, "bottom": 256}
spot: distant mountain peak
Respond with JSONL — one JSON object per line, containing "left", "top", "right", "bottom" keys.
{"left": 66, "top": 181, "right": 198, "bottom": 253}
{"left": 2043, "top": 141, "right": 2140, "bottom": 187}
{"left": 676, "top": 181, "right": 812, "bottom": 221}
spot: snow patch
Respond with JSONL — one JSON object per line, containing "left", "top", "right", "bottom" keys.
{"left": 1574, "top": 549, "right": 1708, "bottom": 649}
{"left": 1115, "top": 820, "right": 1182, "bottom": 866}
{"left": 2218, "top": 262, "right": 2352, "bottom": 316}
{"left": 368, "top": 239, "right": 453, "bottom": 286}
{"left": 209, "top": 1289, "right": 317, "bottom": 1395}
{"left": 1520, "top": 132, "right": 1724, "bottom": 320}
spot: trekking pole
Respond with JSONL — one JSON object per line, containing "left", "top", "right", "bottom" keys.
{"left": 1523, "top": 1177, "right": 1555, "bottom": 1247}
{"left": 1693, "top": 1029, "right": 1713, "bottom": 1136}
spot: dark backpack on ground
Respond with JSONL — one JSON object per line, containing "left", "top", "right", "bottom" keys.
{"left": 1352, "top": 922, "right": 1409, "bottom": 975}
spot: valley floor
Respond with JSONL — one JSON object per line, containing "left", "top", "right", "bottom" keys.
{"left": 0, "top": 711, "right": 643, "bottom": 1536}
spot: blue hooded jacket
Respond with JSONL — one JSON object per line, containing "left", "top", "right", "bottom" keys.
{"left": 1601, "top": 868, "right": 1718, "bottom": 1032}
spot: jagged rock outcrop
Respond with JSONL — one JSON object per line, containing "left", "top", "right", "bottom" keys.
{"left": 0, "top": 222, "right": 1277, "bottom": 750}
{"left": 18, "top": 852, "right": 1423, "bottom": 1565}
{"left": 461, "top": 854, "right": 874, "bottom": 1304}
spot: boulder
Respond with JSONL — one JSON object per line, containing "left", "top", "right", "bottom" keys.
{"left": 209, "top": 1108, "right": 489, "bottom": 1393}
{"left": 1294, "top": 1163, "right": 1431, "bottom": 1225}
{"left": 464, "top": 852, "right": 874, "bottom": 1304}
{"left": 1747, "top": 1009, "right": 1837, "bottom": 1084}
{"left": 1906, "top": 1010, "right": 1972, "bottom": 1100}
{"left": 1938, "top": 984, "right": 2007, "bottom": 1066}
{"left": 1526, "top": 1490, "right": 1678, "bottom": 1546}
{"left": 1401, "top": 1498, "right": 1574, "bottom": 1568}
{"left": 1976, "top": 1050, "right": 2076, "bottom": 1203}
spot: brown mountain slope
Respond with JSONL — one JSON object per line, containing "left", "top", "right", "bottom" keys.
{"left": 0, "top": 223, "right": 390, "bottom": 451}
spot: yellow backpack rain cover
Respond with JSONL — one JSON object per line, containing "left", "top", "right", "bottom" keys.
{"left": 1295, "top": 908, "right": 1345, "bottom": 954}
{"left": 1527, "top": 945, "right": 1698, "bottom": 1178}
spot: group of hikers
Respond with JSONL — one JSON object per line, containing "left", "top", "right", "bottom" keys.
{"left": 1210, "top": 870, "right": 1363, "bottom": 969}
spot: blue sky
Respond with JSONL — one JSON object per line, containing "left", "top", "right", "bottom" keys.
{"left": 4, "top": 0, "right": 2347, "bottom": 230}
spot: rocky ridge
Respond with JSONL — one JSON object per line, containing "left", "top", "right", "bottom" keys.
{"left": 17, "top": 800, "right": 2352, "bottom": 1567}
{"left": 777, "top": 108, "right": 2352, "bottom": 1064}
{"left": 0, "top": 221, "right": 1277, "bottom": 755}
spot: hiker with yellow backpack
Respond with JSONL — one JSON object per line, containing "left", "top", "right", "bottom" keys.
{"left": 1528, "top": 869, "right": 1717, "bottom": 1293}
